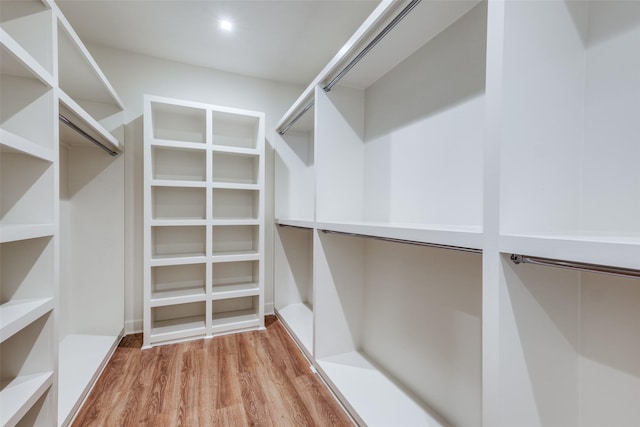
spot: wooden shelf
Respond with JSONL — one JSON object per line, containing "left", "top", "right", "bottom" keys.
{"left": 0, "top": 298, "right": 54, "bottom": 343}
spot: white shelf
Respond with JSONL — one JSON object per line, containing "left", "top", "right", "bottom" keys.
{"left": 0, "top": 298, "right": 54, "bottom": 343}
{"left": 318, "top": 351, "right": 445, "bottom": 427}
{"left": 150, "top": 316, "right": 206, "bottom": 342}
{"left": 150, "top": 219, "right": 207, "bottom": 227}
{"left": 0, "top": 224, "right": 55, "bottom": 244}
{"left": 151, "top": 180, "right": 207, "bottom": 188}
{"left": 58, "top": 89, "right": 120, "bottom": 152}
{"left": 211, "top": 283, "right": 259, "bottom": 300}
{"left": 275, "top": 218, "right": 316, "bottom": 230}
{"left": 211, "top": 145, "right": 259, "bottom": 155}
{"left": 150, "top": 139, "right": 208, "bottom": 151}
{"left": 211, "top": 251, "right": 260, "bottom": 263}
{"left": 211, "top": 309, "right": 260, "bottom": 333}
{"left": 0, "top": 372, "right": 53, "bottom": 427}
{"left": 211, "top": 182, "right": 260, "bottom": 191}
{"left": 0, "top": 129, "right": 55, "bottom": 162}
{"left": 55, "top": 6, "right": 123, "bottom": 109}
{"left": 277, "top": 303, "right": 313, "bottom": 356}
{"left": 58, "top": 334, "right": 120, "bottom": 427}
{"left": 0, "top": 28, "right": 54, "bottom": 88}
{"left": 316, "top": 221, "right": 483, "bottom": 251}
{"left": 151, "top": 290, "right": 206, "bottom": 307}
{"left": 500, "top": 233, "right": 640, "bottom": 271}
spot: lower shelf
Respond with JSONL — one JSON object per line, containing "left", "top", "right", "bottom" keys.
{"left": 211, "top": 309, "right": 260, "bottom": 334}
{"left": 0, "top": 371, "right": 53, "bottom": 427}
{"left": 276, "top": 303, "right": 313, "bottom": 356}
{"left": 58, "top": 334, "right": 120, "bottom": 426}
{"left": 317, "top": 351, "right": 446, "bottom": 427}
{"left": 150, "top": 315, "right": 207, "bottom": 345}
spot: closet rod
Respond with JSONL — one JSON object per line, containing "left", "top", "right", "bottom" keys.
{"left": 322, "top": 0, "right": 422, "bottom": 92}
{"left": 278, "top": 100, "right": 314, "bottom": 135}
{"left": 59, "top": 114, "right": 118, "bottom": 156}
{"left": 277, "top": 223, "right": 313, "bottom": 231}
{"left": 510, "top": 254, "right": 640, "bottom": 279}
{"left": 321, "top": 229, "right": 482, "bottom": 254}
{"left": 278, "top": 0, "right": 421, "bottom": 135}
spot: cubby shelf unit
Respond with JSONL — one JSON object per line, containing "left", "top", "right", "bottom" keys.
{"left": 274, "top": 0, "right": 640, "bottom": 426}
{"left": 143, "top": 95, "right": 265, "bottom": 348}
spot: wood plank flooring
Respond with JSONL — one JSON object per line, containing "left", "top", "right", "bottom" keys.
{"left": 72, "top": 316, "right": 355, "bottom": 426}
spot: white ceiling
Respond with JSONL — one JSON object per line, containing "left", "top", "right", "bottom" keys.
{"left": 56, "top": 0, "right": 381, "bottom": 86}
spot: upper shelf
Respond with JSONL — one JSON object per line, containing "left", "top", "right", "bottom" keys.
{"left": 54, "top": 4, "right": 122, "bottom": 110}
{"left": 276, "top": 0, "right": 481, "bottom": 133}
{"left": 0, "top": 0, "right": 54, "bottom": 78}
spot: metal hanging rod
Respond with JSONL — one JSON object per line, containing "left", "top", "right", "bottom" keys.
{"left": 59, "top": 114, "right": 119, "bottom": 156}
{"left": 323, "top": 0, "right": 422, "bottom": 92}
{"left": 277, "top": 223, "right": 313, "bottom": 231}
{"left": 510, "top": 254, "right": 640, "bottom": 279}
{"left": 278, "top": 0, "right": 422, "bottom": 135}
{"left": 321, "top": 229, "right": 481, "bottom": 254}
{"left": 278, "top": 100, "right": 314, "bottom": 136}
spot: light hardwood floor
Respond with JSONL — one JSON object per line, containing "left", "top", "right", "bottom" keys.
{"left": 72, "top": 316, "right": 355, "bottom": 426}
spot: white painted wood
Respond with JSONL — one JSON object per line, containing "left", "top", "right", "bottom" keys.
{"left": 0, "top": 298, "right": 54, "bottom": 343}
{"left": 0, "top": 372, "right": 53, "bottom": 427}
{"left": 0, "top": 28, "right": 54, "bottom": 88}
{"left": 315, "top": 85, "right": 365, "bottom": 223}
{"left": 0, "top": 128, "right": 55, "bottom": 162}
{"left": 317, "top": 352, "right": 446, "bottom": 427}
{"left": 58, "top": 90, "right": 120, "bottom": 152}
{"left": 316, "top": 220, "right": 483, "bottom": 251}
{"left": 274, "top": 223, "right": 313, "bottom": 355}
{"left": 53, "top": 2, "right": 123, "bottom": 108}
{"left": 57, "top": 334, "right": 119, "bottom": 427}
{"left": 0, "top": 224, "right": 55, "bottom": 244}
{"left": 0, "top": 71, "right": 54, "bottom": 151}
{"left": 0, "top": 313, "right": 55, "bottom": 427}
{"left": 274, "top": 109, "right": 315, "bottom": 222}
{"left": 275, "top": 0, "right": 399, "bottom": 132}
{"left": 0, "top": 0, "right": 53, "bottom": 77}
{"left": 144, "top": 95, "right": 265, "bottom": 346}
{"left": 276, "top": 0, "right": 640, "bottom": 425}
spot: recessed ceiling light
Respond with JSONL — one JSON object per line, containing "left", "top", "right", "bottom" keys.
{"left": 220, "top": 19, "right": 233, "bottom": 31}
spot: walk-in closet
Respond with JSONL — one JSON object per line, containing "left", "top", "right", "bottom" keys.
{"left": 1, "top": 0, "right": 638, "bottom": 425}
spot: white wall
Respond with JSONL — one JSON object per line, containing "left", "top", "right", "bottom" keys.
{"left": 86, "top": 44, "right": 304, "bottom": 333}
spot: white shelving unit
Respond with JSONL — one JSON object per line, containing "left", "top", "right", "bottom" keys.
{"left": 2, "top": 1, "right": 125, "bottom": 425}
{"left": 275, "top": 0, "right": 640, "bottom": 426}
{"left": 1, "top": 1, "right": 57, "bottom": 425}
{"left": 492, "top": 1, "right": 640, "bottom": 426}
{"left": 54, "top": 1, "right": 125, "bottom": 424}
{"left": 143, "top": 95, "right": 265, "bottom": 348}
